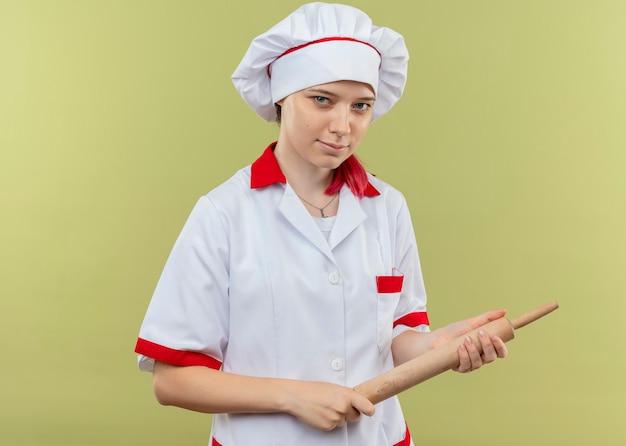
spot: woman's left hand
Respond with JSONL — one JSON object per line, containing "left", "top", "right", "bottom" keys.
{"left": 452, "top": 328, "right": 507, "bottom": 373}
{"left": 432, "top": 309, "right": 508, "bottom": 373}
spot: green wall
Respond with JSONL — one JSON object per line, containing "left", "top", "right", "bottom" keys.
{"left": 1, "top": 1, "right": 624, "bottom": 444}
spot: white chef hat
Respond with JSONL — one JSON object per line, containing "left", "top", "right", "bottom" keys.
{"left": 232, "top": 2, "right": 409, "bottom": 122}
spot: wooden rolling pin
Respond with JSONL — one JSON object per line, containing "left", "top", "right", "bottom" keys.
{"left": 354, "top": 301, "right": 559, "bottom": 404}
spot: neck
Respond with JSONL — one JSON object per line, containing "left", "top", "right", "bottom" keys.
{"left": 273, "top": 141, "right": 340, "bottom": 217}
{"left": 273, "top": 142, "right": 334, "bottom": 196}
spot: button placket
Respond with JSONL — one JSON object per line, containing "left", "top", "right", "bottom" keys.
{"left": 328, "top": 271, "right": 340, "bottom": 284}
{"left": 330, "top": 358, "right": 344, "bottom": 371}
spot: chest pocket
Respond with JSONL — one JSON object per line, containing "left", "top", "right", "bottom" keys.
{"left": 376, "top": 273, "right": 403, "bottom": 353}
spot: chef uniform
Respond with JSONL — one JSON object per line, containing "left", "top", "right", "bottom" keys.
{"left": 135, "top": 3, "right": 429, "bottom": 445}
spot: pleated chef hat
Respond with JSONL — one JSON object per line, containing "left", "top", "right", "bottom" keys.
{"left": 231, "top": 2, "right": 409, "bottom": 122}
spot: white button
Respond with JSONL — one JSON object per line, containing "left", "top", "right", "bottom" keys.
{"left": 330, "top": 358, "right": 344, "bottom": 371}
{"left": 328, "top": 272, "right": 340, "bottom": 284}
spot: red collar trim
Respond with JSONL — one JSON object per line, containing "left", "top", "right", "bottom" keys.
{"left": 363, "top": 181, "right": 380, "bottom": 197}
{"left": 250, "top": 142, "right": 380, "bottom": 197}
{"left": 250, "top": 143, "right": 286, "bottom": 188}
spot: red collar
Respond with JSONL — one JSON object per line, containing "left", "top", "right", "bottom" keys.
{"left": 250, "top": 142, "right": 380, "bottom": 197}
{"left": 250, "top": 143, "right": 286, "bottom": 188}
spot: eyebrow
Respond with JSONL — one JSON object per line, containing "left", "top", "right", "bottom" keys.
{"left": 307, "top": 87, "right": 376, "bottom": 102}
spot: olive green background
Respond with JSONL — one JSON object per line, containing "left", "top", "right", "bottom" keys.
{"left": 1, "top": 1, "right": 624, "bottom": 445}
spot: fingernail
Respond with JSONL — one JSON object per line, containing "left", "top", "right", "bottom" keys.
{"left": 478, "top": 330, "right": 486, "bottom": 337}
{"left": 465, "top": 336, "right": 472, "bottom": 345}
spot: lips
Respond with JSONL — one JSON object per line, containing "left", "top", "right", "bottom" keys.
{"left": 318, "top": 140, "right": 348, "bottom": 151}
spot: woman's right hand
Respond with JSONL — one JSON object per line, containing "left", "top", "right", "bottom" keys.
{"left": 281, "top": 380, "right": 375, "bottom": 431}
{"left": 152, "top": 362, "right": 374, "bottom": 431}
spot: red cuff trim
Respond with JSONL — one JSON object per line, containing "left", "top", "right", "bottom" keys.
{"left": 212, "top": 425, "right": 408, "bottom": 446}
{"left": 393, "top": 423, "right": 411, "bottom": 446}
{"left": 135, "top": 338, "right": 222, "bottom": 370}
{"left": 393, "top": 312, "right": 430, "bottom": 329}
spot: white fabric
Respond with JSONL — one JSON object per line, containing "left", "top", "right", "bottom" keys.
{"left": 270, "top": 39, "right": 381, "bottom": 104}
{"left": 312, "top": 214, "right": 336, "bottom": 241}
{"left": 136, "top": 160, "right": 428, "bottom": 445}
{"left": 232, "top": 2, "right": 409, "bottom": 122}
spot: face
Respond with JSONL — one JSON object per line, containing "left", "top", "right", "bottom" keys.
{"left": 274, "top": 80, "right": 375, "bottom": 176}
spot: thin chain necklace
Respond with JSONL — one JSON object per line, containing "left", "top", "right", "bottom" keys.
{"left": 297, "top": 193, "right": 339, "bottom": 218}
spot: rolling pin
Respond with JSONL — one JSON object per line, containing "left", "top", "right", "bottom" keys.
{"left": 354, "top": 301, "right": 559, "bottom": 404}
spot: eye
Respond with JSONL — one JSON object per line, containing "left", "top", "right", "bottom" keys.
{"left": 313, "top": 96, "right": 330, "bottom": 105}
{"left": 353, "top": 103, "right": 372, "bottom": 111}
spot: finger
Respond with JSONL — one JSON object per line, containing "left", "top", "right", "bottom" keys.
{"left": 334, "top": 418, "right": 348, "bottom": 429}
{"left": 329, "top": 411, "right": 348, "bottom": 430}
{"left": 345, "top": 407, "right": 361, "bottom": 422}
{"left": 485, "top": 308, "right": 507, "bottom": 320}
{"left": 474, "top": 309, "right": 507, "bottom": 326}
{"left": 454, "top": 343, "right": 471, "bottom": 373}
{"left": 351, "top": 391, "right": 375, "bottom": 417}
{"left": 464, "top": 335, "right": 483, "bottom": 370}
{"left": 460, "top": 309, "right": 507, "bottom": 334}
{"left": 491, "top": 335, "right": 509, "bottom": 358}
{"left": 478, "top": 329, "right": 498, "bottom": 363}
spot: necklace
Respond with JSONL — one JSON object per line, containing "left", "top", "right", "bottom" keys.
{"left": 297, "top": 193, "right": 339, "bottom": 218}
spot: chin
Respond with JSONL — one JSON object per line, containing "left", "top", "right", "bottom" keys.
{"left": 318, "top": 157, "right": 348, "bottom": 171}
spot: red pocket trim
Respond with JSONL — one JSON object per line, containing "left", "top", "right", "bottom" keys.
{"left": 376, "top": 275, "right": 404, "bottom": 293}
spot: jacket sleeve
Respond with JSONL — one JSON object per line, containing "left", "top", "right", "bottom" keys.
{"left": 391, "top": 194, "right": 430, "bottom": 338}
{"left": 134, "top": 195, "right": 230, "bottom": 372}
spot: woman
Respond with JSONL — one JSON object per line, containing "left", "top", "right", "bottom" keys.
{"left": 135, "top": 3, "right": 507, "bottom": 445}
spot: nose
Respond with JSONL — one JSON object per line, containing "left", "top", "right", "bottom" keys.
{"left": 329, "top": 106, "right": 351, "bottom": 136}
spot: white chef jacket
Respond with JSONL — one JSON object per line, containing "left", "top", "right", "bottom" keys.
{"left": 135, "top": 143, "right": 430, "bottom": 446}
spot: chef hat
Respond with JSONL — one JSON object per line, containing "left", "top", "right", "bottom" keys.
{"left": 232, "top": 2, "right": 409, "bottom": 122}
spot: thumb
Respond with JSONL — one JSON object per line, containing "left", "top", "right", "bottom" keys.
{"left": 351, "top": 390, "right": 375, "bottom": 417}
{"left": 466, "top": 309, "right": 507, "bottom": 329}
{"left": 481, "top": 308, "right": 507, "bottom": 322}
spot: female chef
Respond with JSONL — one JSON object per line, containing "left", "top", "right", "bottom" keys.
{"left": 134, "top": 3, "right": 507, "bottom": 445}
